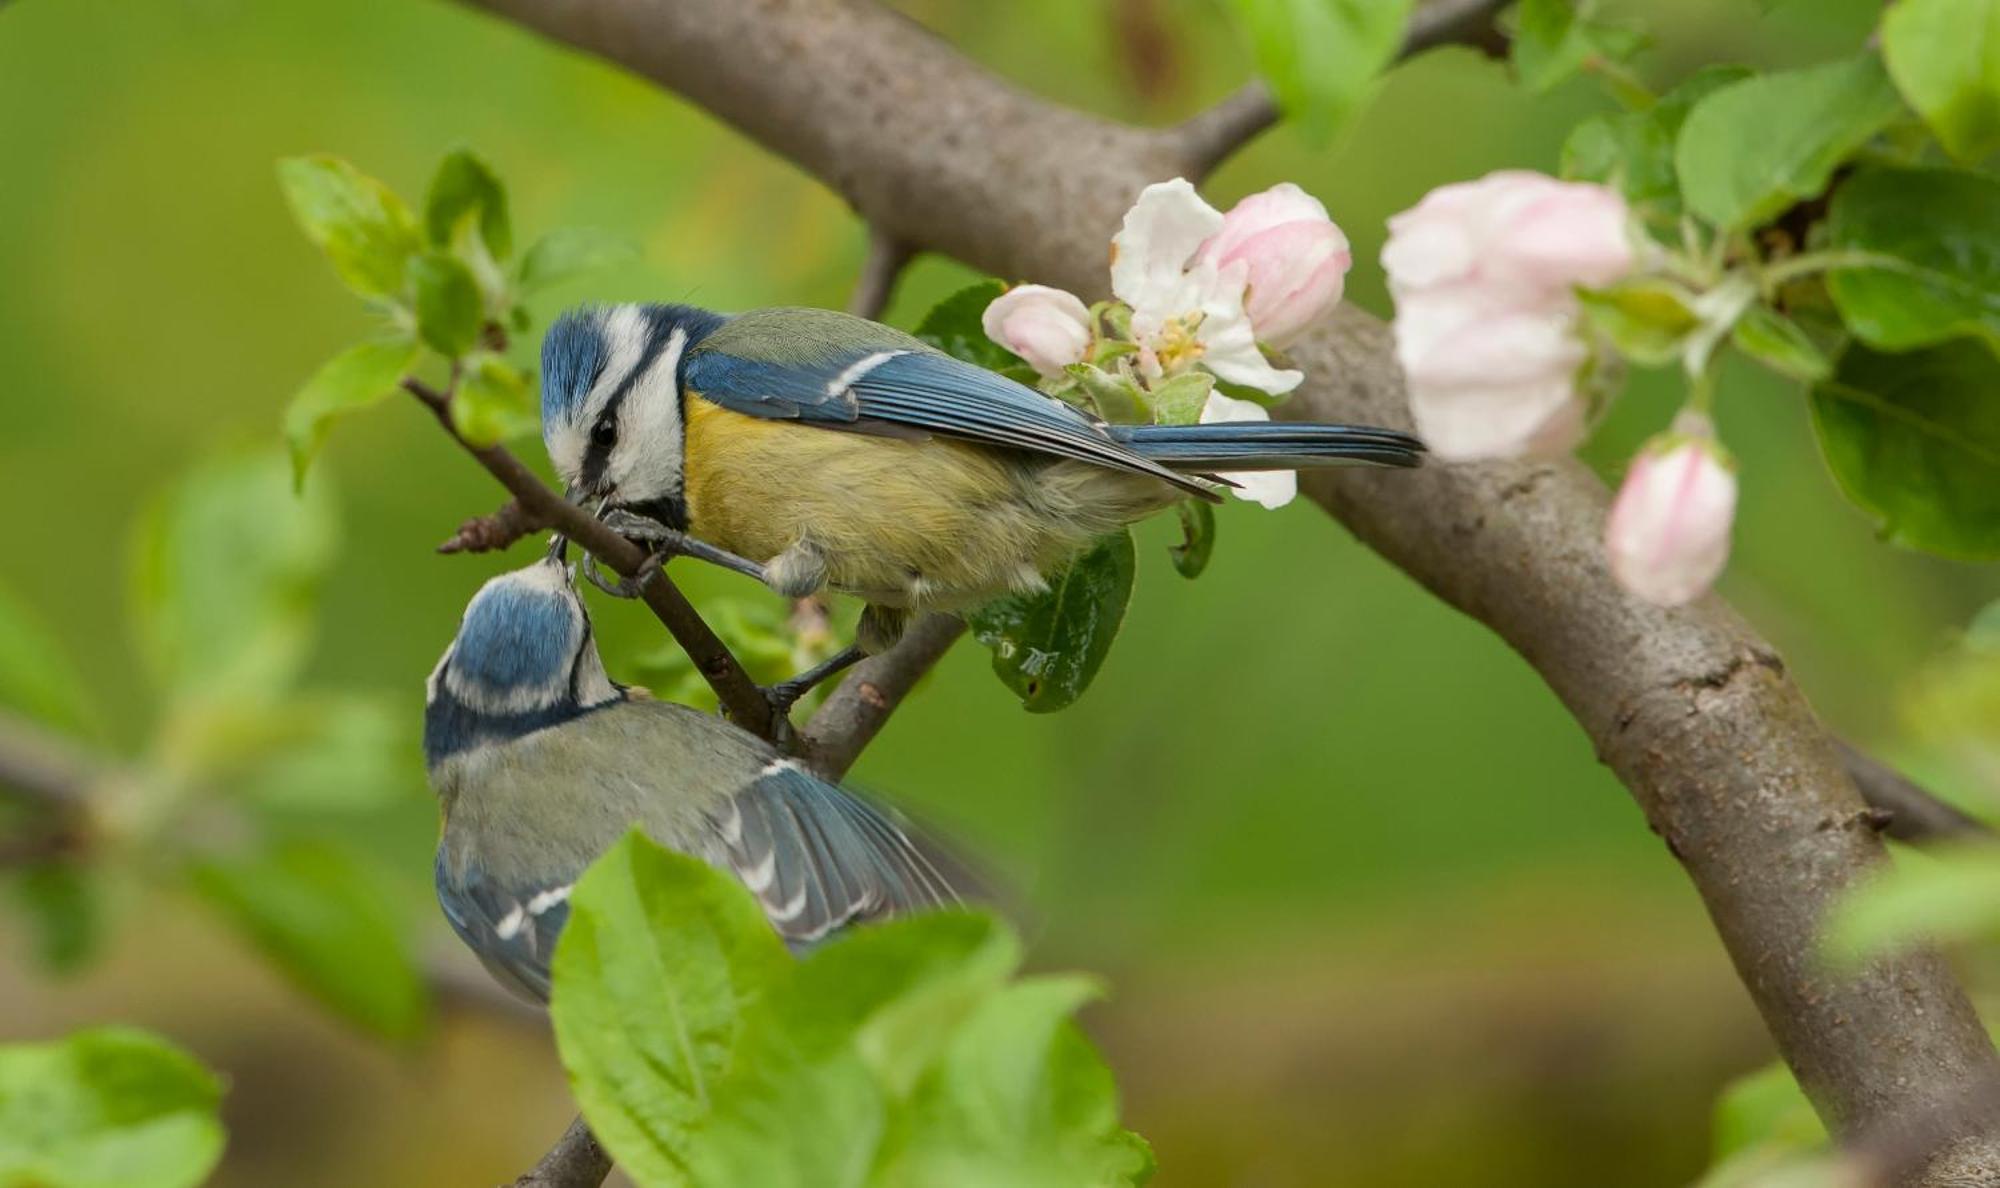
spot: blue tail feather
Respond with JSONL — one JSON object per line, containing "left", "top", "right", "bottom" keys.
{"left": 1110, "top": 422, "right": 1425, "bottom": 471}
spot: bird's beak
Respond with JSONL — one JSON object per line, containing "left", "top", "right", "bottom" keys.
{"left": 546, "top": 534, "right": 570, "bottom": 565}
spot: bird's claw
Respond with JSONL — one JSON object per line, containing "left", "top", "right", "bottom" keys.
{"left": 582, "top": 549, "right": 666, "bottom": 600}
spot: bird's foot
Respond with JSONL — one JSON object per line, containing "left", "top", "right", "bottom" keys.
{"left": 758, "top": 645, "right": 866, "bottom": 716}
{"left": 583, "top": 510, "right": 772, "bottom": 598}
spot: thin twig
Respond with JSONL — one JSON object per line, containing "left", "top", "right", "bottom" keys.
{"left": 1174, "top": 0, "right": 1513, "bottom": 176}
{"left": 800, "top": 614, "right": 966, "bottom": 780}
{"left": 438, "top": 497, "right": 549, "bottom": 555}
{"left": 1837, "top": 740, "right": 1990, "bottom": 844}
{"left": 402, "top": 378, "right": 778, "bottom": 741}
{"left": 848, "top": 226, "right": 913, "bottom": 319}
{"left": 511, "top": 1116, "right": 611, "bottom": 1188}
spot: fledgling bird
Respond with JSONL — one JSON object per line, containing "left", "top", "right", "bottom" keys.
{"left": 423, "top": 552, "right": 955, "bottom": 1003}
{"left": 540, "top": 303, "right": 1424, "bottom": 692}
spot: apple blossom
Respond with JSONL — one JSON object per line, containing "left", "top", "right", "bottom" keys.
{"left": 1605, "top": 420, "right": 1738, "bottom": 607}
{"left": 1384, "top": 171, "right": 1637, "bottom": 462}
{"left": 1111, "top": 178, "right": 1303, "bottom": 396}
{"left": 1200, "top": 390, "right": 1296, "bottom": 509}
{"left": 982, "top": 284, "right": 1094, "bottom": 377}
{"left": 1196, "top": 183, "right": 1351, "bottom": 348}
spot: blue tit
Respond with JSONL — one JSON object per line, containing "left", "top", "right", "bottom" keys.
{"left": 538, "top": 302, "right": 1422, "bottom": 666}
{"left": 423, "top": 552, "right": 955, "bottom": 1003}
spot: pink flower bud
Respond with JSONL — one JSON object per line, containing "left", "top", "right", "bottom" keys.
{"left": 1384, "top": 171, "right": 1637, "bottom": 462}
{"left": 1196, "top": 183, "right": 1352, "bottom": 347}
{"left": 982, "top": 284, "right": 1094, "bottom": 377}
{"left": 1605, "top": 428, "right": 1738, "bottom": 607}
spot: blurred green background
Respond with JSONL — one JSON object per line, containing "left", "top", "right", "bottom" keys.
{"left": 1, "top": 0, "right": 1993, "bottom": 1184}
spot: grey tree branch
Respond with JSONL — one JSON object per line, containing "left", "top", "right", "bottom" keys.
{"left": 848, "top": 226, "right": 914, "bottom": 319}
{"left": 800, "top": 613, "right": 967, "bottom": 780}
{"left": 1837, "top": 740, "right": 1989, "bottom": 844}
{"left": 401, "top": 378, "right": 779, "bottom": 742}
{"left": 446, "top": 0, "right": 2000, "bottom": 1179}
{"left": 1175, "top": 0, "right": 1512, "bottom": 175}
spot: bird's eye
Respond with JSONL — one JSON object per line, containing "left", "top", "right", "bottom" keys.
{"left": 590, "top": 420, "right": 617, "bottom": 449}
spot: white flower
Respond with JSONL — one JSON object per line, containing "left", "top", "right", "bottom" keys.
{"left": 1605, "top": 418, "right": 1738, "bottom": 606}
{"left": 982, "top": 284, "right": 1093, "bottom": 377}
{"left": 1111, "top": 179, "right": 1303, "bottom": 396}
{"left": 1200, "top": 390, "right": 1296, "bottom": 509}
{"left": 1384, "top": 171, "right": 1639, "bottom": 462}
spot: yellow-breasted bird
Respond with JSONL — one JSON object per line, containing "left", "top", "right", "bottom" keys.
{"left": 540, "top": 303, "right": 1422, "bottom": 702}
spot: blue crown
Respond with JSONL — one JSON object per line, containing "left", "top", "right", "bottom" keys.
{"left": 540, "top": 308, "right": 610, "bottom": 427}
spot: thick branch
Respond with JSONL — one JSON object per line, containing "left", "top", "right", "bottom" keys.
{"left": 451, "top": 0, "right": 2000, "bottom": 1175}
{"left": 402, "top": 380, "right": 777, "bottom": 741}
{"left": 800, "top": 613, "right": 966, "bottom": 780}
{"left": 511, "top": 1116, "right": 610, "bottom": 1188}
{"left": 1175, "top": 0, "right": 1512, "bottom": 174}
{"left": 848, "top": 226, "right": 914, "bottom": 319}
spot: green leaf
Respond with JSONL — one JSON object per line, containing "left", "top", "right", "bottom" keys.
{"left": 9, "top": 861, "right": 100, "bottom": 976}
{"left": 276, "top": 155, "right": 422, "bottom": 301}
{"left": 1675, "top": 56, "right": 1907, "bottom": 231}
{"left": 128, "top": 450, "right": 339, "bottom": 702}
{"left": 1576, "top": 277, "right": 1701, "bottom": 366}
{"left": 1810, "top": 339, "right": 2000, "bottom": 560}
{"left": 233, "top": 695, "right": 409, "bottom": 813}
{"left": 1223, "top": 0, "right": 1416, "bottom": 142}
{"left": 516, "top": 227, "right": 640, "bottom": 295}
{"left": 1730, "top": 305, "right": 1833, "bottom": 382}
{"left": 1823, "top": 843, "right": 2000, "bottom": 965}
{"left": 1708, "top": 1060, "right": 1825, "bottom": 1162}
{"left": 1169, "top": 500, "right": 1215, "bottom": 579}
{"left": 282, "top": 338, "right": 420, "bottom": 488}
{"left": 1561, "top": 65, "right": 1754, "bottom": 207}
{"left": 1825, "top": 165, "right": 2000, "bottom": 356}
{"left": 408, "top": 252, "right": 484, "bottom": 358}
{"left": 966, "top": 530, "right": 1137, "bottom": 713}
{"left": 551, "top": 832, "right": 790, "bottom": 1187}
{"left": 451, "top": 352, "right": 539, "bottom": 447}
{"left": 1065, "top": 363, "right": 1148, "bottom": 424}
{"left": 1146, "top": 371, "right": 1213, "bottom": 427}
{"left": 1512, "top": 0, "right": 1648, "bottom": 93}
{"left": 191, "top": 840, "right": 427, "bottom": 1042}
{"left": 424, "top": 148, "right": 511, "bottom": 260}
{"left": 0, "top": 582, "right": 95, "bottom": 736}
{"left": 914, "top": 281, "right": 1019, "bottom": 372}
{"left": 1881, "top": 0, "right": 2000, "bottom": 162}
{"left": 0, "top": 1027, "right": 225, "bottom": 1188}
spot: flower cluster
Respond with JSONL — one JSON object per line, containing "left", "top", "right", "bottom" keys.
{"left": 1382, "top": 169, "right": 1738, "bottom": 608}
{"left": 982, "top": 178, "right": 1351, "bottom": 509}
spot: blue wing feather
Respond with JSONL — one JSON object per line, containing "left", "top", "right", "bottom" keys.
{"left": 434, "top": 851, "right": 570, "bottom": 1004}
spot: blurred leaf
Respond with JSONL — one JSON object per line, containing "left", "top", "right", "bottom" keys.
{"left": 190, "top": 840, "right": 427, "bottom": 1042}
{"left": 128, "top": 450, "right": 338, "bottom": 702}
{"left": 551, "top": 833, "right": 790, "bottom": 1187}
{"left": 10, "top": 861, "right": 99, "bottom": 976}
{"left": 1825, "top": 165, "right": 2000, "bottom": 356}
{"left": 276, "top": 155, "right": 422, "bottom": 302}
{"left": 281, "top": 338, "right": 420, "bottom": 489}
{"left": 1511, "top": 0, "right": 1648, "bottom": 94}
{"left": 967, "top": 530, "right": 1136, "bottom": 713}
{"left": 0, "top": 1026, "right": 225, "bottom": 1188}
{"left": 884, "top": 976, "right": 1154, "bottom": 1187}
{"left": 1562, "top": 65, "right": 1753, "bottom": 208}
{"left": 1730, "top": 305, "right": 1832, "bottom": 382}
{"left": 915, "top": 281, "right": 1021, "bottom": 372}
{"left": 1576, "top": 276, "right": 1700, "bottom": 366}
{"left": 1881, "top": 0, "right": 2000, "bottom": 162}
{"left": 424, "top": 148, "right": 511, "bottom": 260}
{"left": 1823, "top": 843, "right": 2000, "bottom": 965}
{"left": 1675, "top": 57, "right": 1906, "bottom": 231}
{"left": 1169, "top": 500, "right": 1215, "bottom": 579}
{"left": 516, "top": 227, "right": 640, "bottom": 295}
{"left": 408, "top": 252, "right": 483, "bottom": 358}
{"left": 1709, "top": 1061, "right": 1826, "bottom": 1161}
{"left": 1809, "top": 340, "right": 2000, "bottom": 560}
{"left": 451, "top": 352, "right": 538, "bottom": 447}
{"left": 0, "top": 582, "right": 95, "bottom": 736}
{"left": 1223, "top": 0, "right": 1415, "bottom": 142}
{"left": 233, "top": 695, "right": 408, "bottom": 813}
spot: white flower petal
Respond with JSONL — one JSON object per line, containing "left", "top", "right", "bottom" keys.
{"left": 1110, "top": 178, "right": 1224, "bottom": 314}
{"left": 1200, "top": 393, "right": 1293, "bottom": 508}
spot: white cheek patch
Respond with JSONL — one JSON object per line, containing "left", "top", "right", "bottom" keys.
{"left": 608, "top": 326, "right": 688, "bottom": 501}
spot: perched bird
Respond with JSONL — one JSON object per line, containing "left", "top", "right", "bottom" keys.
{"left": 540, "top": 303, "right": 1423, "bottom": 692}
{"left": 423, "top": 552, "right": 954, "bottom": 1003}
